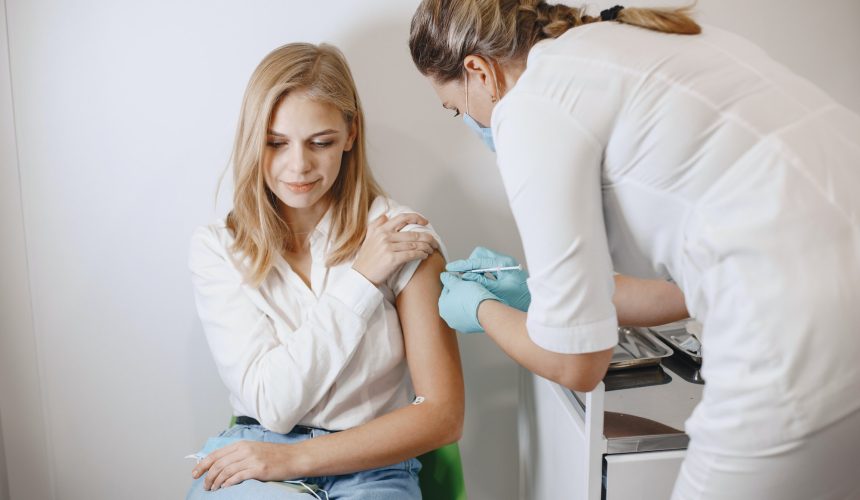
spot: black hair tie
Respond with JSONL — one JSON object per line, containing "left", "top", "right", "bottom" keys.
{"left": 600, "top": 5, "right": 624, "bottom": 21}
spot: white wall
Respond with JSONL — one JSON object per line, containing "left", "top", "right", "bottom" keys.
{"left": 0, "top": 415, "right": 8, "bottom": 500}
{"left": 0, "top": 1, "right": 857, "bottom": 500}
{"left": 0, "top": 0, "right": 55, "bottom": 499}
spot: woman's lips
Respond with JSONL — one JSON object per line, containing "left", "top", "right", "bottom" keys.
{"left": 284, "top": 180, "right": 319, "bottom": 193}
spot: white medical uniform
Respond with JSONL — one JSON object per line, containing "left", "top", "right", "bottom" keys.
{"left": 188, "top": 197, "right": 444, "bottom": 433}
{"left": 491, "top": 22, "right": 860, "bottom": 499}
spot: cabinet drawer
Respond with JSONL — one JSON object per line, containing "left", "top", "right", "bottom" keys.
{"left": 603, "top": 450, "right": 686, "bottom": 500}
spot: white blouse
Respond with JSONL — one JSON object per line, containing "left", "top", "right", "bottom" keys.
{"left": 189, "top": 197, "right": 445, "bottom": 433}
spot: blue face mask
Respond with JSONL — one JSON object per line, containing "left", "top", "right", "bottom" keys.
{"left": 463, "top": 68, "right": 498, "bottom": 152}
{"left": 463, "top": 113, "right": 495, "bottom": 152}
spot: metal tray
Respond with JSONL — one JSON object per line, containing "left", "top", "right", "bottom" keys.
{"left": 609, "top": 327, "right": 673, "bottom": 371}
{"left": 649, "top": 322, "right": 703, "bottom": 365}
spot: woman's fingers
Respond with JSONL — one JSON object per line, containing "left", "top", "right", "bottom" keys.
{"left": 389, "top": 242, "right": 436, "bottom": 259}
{"left": 370, "top": 214, "right": 388, "bottom": 227}
{"left": 194, "top": 444, "right": 237, "bottom": 479}
{"left": 202, "top": 445, "right": 244, "bottom": 490}
{"left": 392, "top": 240, "right": 435, "bottom": 253}
{"left": 222, "top": 468, "right": 254, "bottom": 489}
{"left": 352, "top": 212, "right": 436, "bottom": 286}
{"left": 384, "top": 212, "right": 428, "bottom": 232}
{"left": 209, "top": 459, "right": 248, "bottom": 491}
{"left": 389, "top": 231, "right": 439, "bottom": 248}
{"left": 397, "top": 250, "right": 434, "bottom": 264}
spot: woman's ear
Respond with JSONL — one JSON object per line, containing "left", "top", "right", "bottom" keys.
{"left": 344, "top": 116, "right": 358, "bottom": 152}
{"left": 463, "top": 55, "right": 497, "bottom": 98}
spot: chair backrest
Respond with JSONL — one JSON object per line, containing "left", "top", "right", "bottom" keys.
{"left": 417, "top": 443, "right": 468, "bottom": 500}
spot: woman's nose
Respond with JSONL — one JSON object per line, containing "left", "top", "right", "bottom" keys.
{"left": 286, "top": 145, "right": 312, "bottom": 174}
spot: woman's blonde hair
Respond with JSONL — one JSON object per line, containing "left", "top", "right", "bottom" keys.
{"left": 226, "top": 43, "right": 383, "bottom": 286}
{"left": 409, "top": 0, "right": 701, "bottom": 82}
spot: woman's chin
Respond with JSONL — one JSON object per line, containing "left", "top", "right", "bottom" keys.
{"left": 277, "top": 189, "right": 327, "bottom": 211}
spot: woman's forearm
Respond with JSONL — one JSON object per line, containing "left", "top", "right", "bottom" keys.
{"left": 612, "top": 275, "right": 689, "bottom": 327}
{"left": 291, "top": 398, "right": 461, "bottom": 477}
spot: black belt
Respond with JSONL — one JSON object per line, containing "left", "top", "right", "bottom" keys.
{"left": 234, "top": 416, "right": 315, "bottom": 434}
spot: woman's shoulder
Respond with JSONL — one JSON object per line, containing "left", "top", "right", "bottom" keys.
{"left": 188, "top": 220, "right": 237, "bottom": 270}
{"left": 368, "top": 196, "right": 421, "bottom": 220}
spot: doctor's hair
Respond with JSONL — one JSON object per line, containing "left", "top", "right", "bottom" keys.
{"left": 226, "top": 42, "right": 384, "bottom": 286}
{"left": 409, "top": 0, "right": 701, "bottom": 82}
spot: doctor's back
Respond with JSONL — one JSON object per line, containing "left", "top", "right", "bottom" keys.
{"left": 492, "top": 21, "right": 860, "bottom": 453}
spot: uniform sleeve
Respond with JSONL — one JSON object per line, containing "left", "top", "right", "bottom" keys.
{"left": 188, "top": 227, "right": 383, "bottom": 433}
{"left": 492, "top": 93, "right": 618, "bottom": 354}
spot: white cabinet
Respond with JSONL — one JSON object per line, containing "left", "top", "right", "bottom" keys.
{"left": 603, "top": 450, "right": 686, "bottom": 500}
{"left": 519, "top": 367, "right": 701, "bottom": 500}
{"left": 518, "top": 368, "right": 603, "bottom": 500}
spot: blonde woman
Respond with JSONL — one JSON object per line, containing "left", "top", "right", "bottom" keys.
{"left": 186, "top": 42, "right": 464, "bottom": 499}
{"left": 409, "top": 1, "right": 860, "bottom": 499}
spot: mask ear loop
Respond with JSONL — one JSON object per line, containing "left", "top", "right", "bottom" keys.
{"left": 464, "top": 70, "right": 471, "bottom": 116}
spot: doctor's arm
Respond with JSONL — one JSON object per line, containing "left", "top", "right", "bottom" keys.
{"left": 613, "top": 274, "right": 688, "bottom": 327}
{"left": 480, "top": 94, "right": 622, "bottom": 389}
{"left": 474, "top": 273, "right": 688, "bottom": 391}
{"left": 478, "top": 300, "right": 613, "bottom": 391}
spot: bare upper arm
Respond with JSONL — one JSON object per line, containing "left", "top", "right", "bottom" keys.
{"left": 395, "top": 252, "right": 465, "bottom": 410}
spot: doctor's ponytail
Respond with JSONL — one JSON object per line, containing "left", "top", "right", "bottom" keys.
{"left": 410, "top": 0, "right": 701, "bottom": 83}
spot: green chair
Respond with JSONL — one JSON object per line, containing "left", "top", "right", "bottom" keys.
{"left": 417, "top": 442, "right": 467, "bottom": 500}
{"left": 227, "top": 417, "right": 467, "bottom": 499}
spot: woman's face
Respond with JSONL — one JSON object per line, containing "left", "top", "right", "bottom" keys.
{"left": 263, "top": 91, "right": 356, "bottom": 214}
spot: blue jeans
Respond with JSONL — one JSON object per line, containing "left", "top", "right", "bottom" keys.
{"left": 186, "top": 424, "right": 422, "bottom": 500}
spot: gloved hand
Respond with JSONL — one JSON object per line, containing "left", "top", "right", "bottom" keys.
{"left": 438, "top": 272, "right": 501, "bottom": 333}
{"left": 446, "top": 247, "right": 531, "bottom": 312}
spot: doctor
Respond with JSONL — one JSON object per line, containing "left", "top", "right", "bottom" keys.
{"left": 409, "top": 1, "right": 860, "bottom": 498}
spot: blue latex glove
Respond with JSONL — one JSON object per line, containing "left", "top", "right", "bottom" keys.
{"left": 438, "top": 271, "right": 501, "bottom": 333}
{"left": 446, "top": 247, "right": 531, "bottom": 312}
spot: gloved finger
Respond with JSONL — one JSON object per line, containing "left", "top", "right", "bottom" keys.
{"left": 460, "top": 273, "right": 496, "bottom": 288}
{"left": 470, "top": 246, "right": 517, "bottom": 265}
{"left": 439, "top": 271, "right": 462, "bottom": 288}
{"left": 445, "top": 257, "right": 498, "bottom": 273}
{"left": 468, "top": 246, "right": 494, "bottom": 259}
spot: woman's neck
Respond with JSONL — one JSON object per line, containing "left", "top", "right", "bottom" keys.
{"left": 499, "top": 58, "right": 527, "bottom": 96}
{"left": 280, "top": 197, "right": 331, "bottom": 251}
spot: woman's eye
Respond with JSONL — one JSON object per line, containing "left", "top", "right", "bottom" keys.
{"left": 312, "top": 141, "right": 333, "bottom": 149}
{"left": 267, "top": 141, "right": 287, "bottom": 149}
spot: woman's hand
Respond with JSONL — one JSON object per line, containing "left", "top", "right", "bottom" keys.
{"left": 192, "top": 441, "right": 306, "bottom": 491}
{"left": 352, "top": 213, "right": 439, "bottom": 286}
